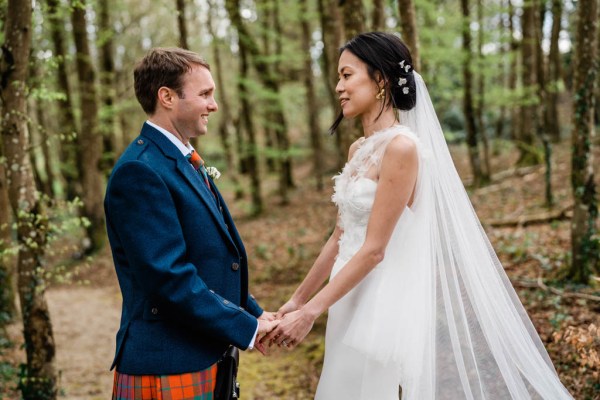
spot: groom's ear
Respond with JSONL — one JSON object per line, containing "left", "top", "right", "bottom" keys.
{"left": 157, "top": 86, "right": 175, "bottom": 110}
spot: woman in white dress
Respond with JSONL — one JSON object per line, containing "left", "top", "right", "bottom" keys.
{"left": 262, "top": 32, "right": 572, "bottom": 399}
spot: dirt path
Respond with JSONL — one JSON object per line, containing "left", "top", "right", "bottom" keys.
{"left": 48, "top": 285, "right": 120, "bottom": 399}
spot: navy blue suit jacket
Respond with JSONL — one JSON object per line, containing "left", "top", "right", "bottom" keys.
{"left": 104, "top": 123, "right": 262, "bottom": 375}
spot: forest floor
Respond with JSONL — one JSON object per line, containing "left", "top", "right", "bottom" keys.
{"left": 1, "top": 139, "right": 600, "bottom": 400}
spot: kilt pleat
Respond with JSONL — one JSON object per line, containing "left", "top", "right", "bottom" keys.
{"left": 112, "top": 364, "right": 218, "bottom": 400}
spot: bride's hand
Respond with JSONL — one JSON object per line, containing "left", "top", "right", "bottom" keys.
{"left": 261, "top": 308, "right": 315, "bottom": 349}
{"left": 275, "top": 299, "right": 299, "bottom": 319}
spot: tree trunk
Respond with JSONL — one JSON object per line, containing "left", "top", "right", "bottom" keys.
{"left": 517, "top": 0, "right": 540, "bottom": 166}
{"left": 47, "top": 0, "right": 79, "bottom": 200}
{"left": 29, "top": 95, "right": 54, "bottom": 197}
{"left": 507, "top": 0, "right": 519, "bottom": 140}
{"left": 228, "top": 0, "right": 292, "bottom": 205}
{"left": 318, "top": 0, "right": 345, "bottom": 168}
{"left": 569, "top": 0, "right": 599, "bottom": 283}
{"left": 176, "top": 0, "right": 189, "bottom": 49}
{"left": 476, "top": 0, "right": 490, "bottom": 181}
{"left": 0, "top": 144, "right": 15, "bottom": 333}
{"left": 342, "top": 0, "right": 366, "bottom": 39}
{"left": 300, "top": 0, "right": 323, "bottom": 191}
{"left": 207, "top": 0, "right": 244, "bottom": 199}
{"left": 340, "top": 0, "right": 366, "bottom": 161}
{"left": 461, "top": 0, "right": 484, "bottom": 187}
{"left": 546, "top": 0, "right": 562, "bottom": 143}
{"left": 71, "top": 0, "right": 105, "bottom": 252}
{"left": 371, "top": 0, "right": 385, "bottom": 31}
{"left": 0, "top": 1, "right": 58, "bottom": 398}
{"left": 397, "top": 0, "right": 421, "bottom": 72}
{"left": 535, "top": 0, "right": 553, "bottom": 207}
{"left": 98, "top": 0, "right": 118, "bottom": 169}
{"left": 272, "top": 0, "right": 293, "bottom": 192}
{"left": 225, "top": 0, "right": 263, "bottom": 214}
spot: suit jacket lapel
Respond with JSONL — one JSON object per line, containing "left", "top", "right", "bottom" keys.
{"left": 140, "top": 124, "right": 237, "bottom": 248}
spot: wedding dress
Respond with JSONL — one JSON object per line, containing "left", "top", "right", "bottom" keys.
{"left": 314, "top": 74, "right": 572, "bottom": 400}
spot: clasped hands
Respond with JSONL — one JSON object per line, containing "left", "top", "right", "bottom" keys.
{"left": 254, "top": 299, "right": 316, "bottom": 355}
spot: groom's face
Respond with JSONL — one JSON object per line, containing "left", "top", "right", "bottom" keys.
{"left": 170, "top": 65, "right": 218, "bottom": 144}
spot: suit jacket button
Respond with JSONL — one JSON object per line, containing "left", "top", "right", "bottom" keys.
{"left": 137, "top": 139, "right": 144, "bottom": 145}
{"left": 219, "top": 206, "right": 223, "bottom": 213}
{"left": 151, "top": 307, "right": 158, "bottom": 315}
{"left": 225, "top": 223, "right": 229, "bottom": 230}
{"left": 231, "top": 262, "right": 239, "bottom": 271}
{"left": 223, "top": 300, "right": 229, "bottom": 305}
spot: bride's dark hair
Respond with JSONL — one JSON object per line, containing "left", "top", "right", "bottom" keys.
{"left": 329, "top": 32, "right": 417, "bottom": 134}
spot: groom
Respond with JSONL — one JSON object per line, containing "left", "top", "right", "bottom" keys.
{"left": 104, "top": 47, "right": 277, "bottom": 398}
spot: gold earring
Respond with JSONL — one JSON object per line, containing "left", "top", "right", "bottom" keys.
{"left": 375, "top": 87, "right": 385, "bottom": 100}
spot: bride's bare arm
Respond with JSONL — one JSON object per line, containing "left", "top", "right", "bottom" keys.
{"left": 276, "top": 226, "right": 343, "bottom": 317}
{"left": 265, "top": 135, "right": 418, "bottom": 347}
{"left": 276, "top": 137, "right": 365, "bottom": 318}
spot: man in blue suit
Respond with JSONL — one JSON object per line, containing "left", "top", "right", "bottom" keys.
{"left": 105, "top": 47, "right": 278, "bottom": 399}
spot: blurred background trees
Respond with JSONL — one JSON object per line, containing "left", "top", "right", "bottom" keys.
{"left": 0, "top": 0, "right": 598, "bottom": 398}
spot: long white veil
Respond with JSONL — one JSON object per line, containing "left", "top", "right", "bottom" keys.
{"left": 390, "top": 73, "right": 573, "bottom": 399}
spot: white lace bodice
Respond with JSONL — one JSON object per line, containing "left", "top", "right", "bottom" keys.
{"left": 331, "top": 125, "right": 419, "bottom": 266}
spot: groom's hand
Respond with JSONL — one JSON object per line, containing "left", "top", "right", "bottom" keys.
{"left": 255, "top": 318, "right": 279, "bottom": 355}
{"left": 258, "top": 311, "right": 277, "bottom": 322}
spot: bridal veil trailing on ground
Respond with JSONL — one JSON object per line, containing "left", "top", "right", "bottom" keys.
{"left": 339, "top": 73, "right": 573, "bottom": 399}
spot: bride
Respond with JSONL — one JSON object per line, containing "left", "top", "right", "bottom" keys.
{"left": 261, "top": 32, "right": 573, "bottom": 399}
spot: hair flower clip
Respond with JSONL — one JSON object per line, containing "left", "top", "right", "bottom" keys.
{"left": 403, "top": 87, "right": 410, "bottom": 94}
{"left": 399, "top": 60, "right": 412, "bottom": 73}
{"left": 398, "top": 77, "right": 407, "bottom": 86}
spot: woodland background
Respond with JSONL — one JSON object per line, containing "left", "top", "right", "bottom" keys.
{"left": 0, "top": 0, "right": 599, "bottom": 399}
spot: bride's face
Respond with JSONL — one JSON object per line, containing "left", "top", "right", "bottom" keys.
{"left": 336, "top": 50, "right": 381, "bottom": 120}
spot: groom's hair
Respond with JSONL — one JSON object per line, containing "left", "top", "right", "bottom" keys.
{"left": 134, "top": 47, "right": 210, "bottom": 115}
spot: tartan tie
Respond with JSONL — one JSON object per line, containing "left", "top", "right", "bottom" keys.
{"left": 186, "top": 150, "right": 213, "bottom": 195}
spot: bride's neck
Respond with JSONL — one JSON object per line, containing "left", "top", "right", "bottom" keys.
{"left": 361, "top": 110, "right": 398, "bottom": 137}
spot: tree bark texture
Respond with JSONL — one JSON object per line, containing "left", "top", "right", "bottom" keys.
{"left": 0, "top": 148, "right": 15, "bottom": 331}
{"left": 371, "top": 0, "right": 385, "bottom": 31}
{"left": 227, "top": 0, "right": 292, "bottom": 205}
{"left": 47, "top": 0, "right": 79, "bottom": 200}
{"left": 318, "top": 0, "right": 345, "bottom": 168}
{"left": 71, "top": 0, "right": 105, "bottom": 251}
{"left": 98, "top": 0, "right": 118, "bottom": 167}
{"left": 176, "top": 0, "right": 189, "bottom": 49}
{"left": 569, "top": 0, "right": 599, "bottom": 283}
{"left": 517, "top": 0, "right": 540, "bottom": 166}
{"left": 207, "top": 0, "right": 243, "bottom": 199}
{"left": 461, "top": 0, "right": 484, "bottom": 187}
{"left": 397, "top": 0, "right": 421, "bottom": 72}
{"left": 339, "top": 0, "right": 366, "bottom": 163}
{"left": 225, "top": 0, "right": 263, "bottom": 214}
{"left": 546, "top": 0, "right": 562, "bottom": 142}
{"left": 476, "top": 0, "right": 490, "bottom": 181}
{"left": 507, "top": 0, "right": 519, "bottom": 140}
{"left": 0, "top": 0, "right": 58, "bottom": 398}
{"left": 300, "top": 0, "right": 323, "bottom": 191}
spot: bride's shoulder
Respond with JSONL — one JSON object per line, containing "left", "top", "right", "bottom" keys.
{"left": 347, "top": 136, "right": 366, "bottom": 161}
{"left": 384, "top": 134, "right": 418, "bottom": 160}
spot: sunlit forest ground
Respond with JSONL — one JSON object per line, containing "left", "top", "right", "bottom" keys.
{"left": 2, "top": 138, "right": 600, "bottom": 399}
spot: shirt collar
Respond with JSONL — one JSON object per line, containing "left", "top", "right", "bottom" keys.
{"left": 146, "top": 120, "right": 195, "bottom": 155}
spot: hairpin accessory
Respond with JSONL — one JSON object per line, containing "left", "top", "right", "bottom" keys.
{"left": 398, "top": 77, "right": 407, "bottom": 86}
{"left": 399, "top": 60, "right": 412, "bottom": 73}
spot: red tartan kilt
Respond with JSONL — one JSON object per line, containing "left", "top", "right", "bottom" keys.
{"left": 112, "top": 364, "right": 218, "bottom": 400}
